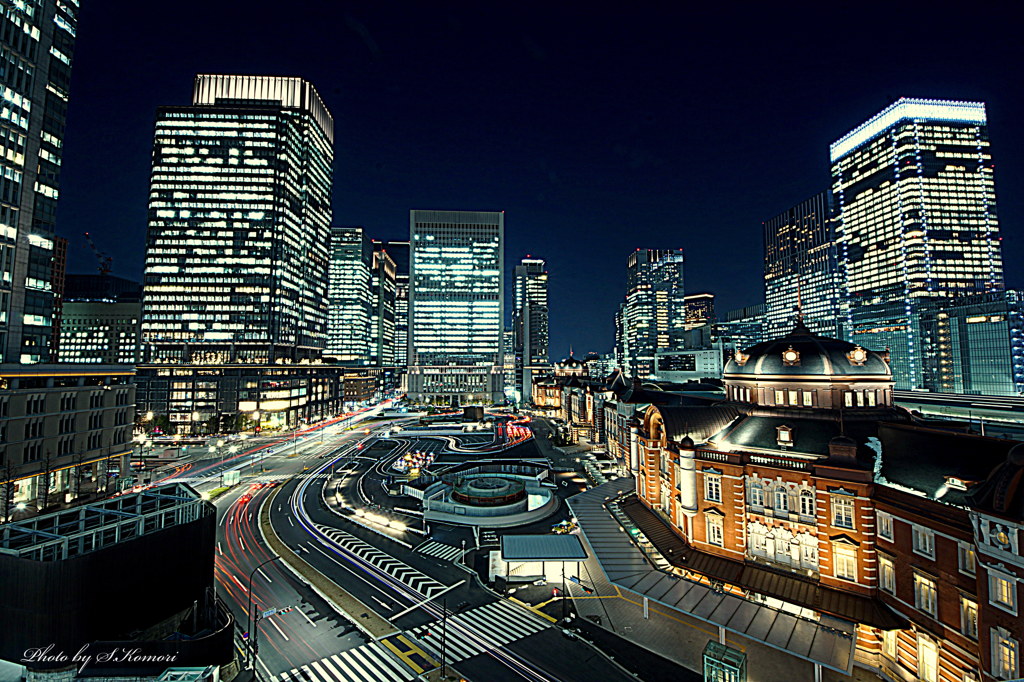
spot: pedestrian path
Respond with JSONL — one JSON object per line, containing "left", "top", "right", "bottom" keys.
{"left": 406, "top": 599, "right": 550, "bottom": 663}
{"left": 315, "top": 523, "right": 449, "bottom": 597}
{"left": 415, "top": 540, "right": 463, "bottom": 562}
{"left": 271, "top": 642, "right": 414, "bottom": 682}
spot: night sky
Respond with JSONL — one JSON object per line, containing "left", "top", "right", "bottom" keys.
{"left": 57, "top": 3, "right": 1024, "bottom": 359}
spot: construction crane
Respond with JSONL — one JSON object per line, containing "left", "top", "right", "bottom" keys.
{"left": 83, "top": 232, "right": 112, "bottom": 275}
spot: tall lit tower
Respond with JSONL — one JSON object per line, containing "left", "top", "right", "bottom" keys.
{"left": 0, "top": 0, "right": 78, "bottom": 364}
{"left": 831, "top": 98, "right": 1003, "bottom": 387}
{"left": 512, "top": 257, "right": 549, "bottom": 403}
{"left": 141, "top": 75, "right": 334, "bottom": 364}
{"left": 621, "top": 249, "right": 685, "bottom": 379}
{"left": 385, "top": 240, "right": 411, "bottom": 369}
{"left": 326, "top": 226, "right": 373, "bottom": 363}
{"left": 763, "top": 191, "right": 842, "bottom": 338}
{"left": 408, "top": 210, "right": 504, "bottom": 405}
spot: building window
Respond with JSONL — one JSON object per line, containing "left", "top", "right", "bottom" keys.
{"left": 802, "top": 390, "right": 813, "bottom": 407}
{"left": 799, "top": 489, "right": 815, "bottom": 517}
{"left": 877, "top": 511, "right": 894, "bottom": 541}
{"left": 958, "top": 542, "right": 977, "bottom": 576}
{"left": 706, "top": 515, "right": 724, "bottom": 547}
{"left": 992, "top": 628, "right": 1019, "bottom": 680}
{"left": 834, "top": 544, "right": 857, "bottom": 582}
{"left": 776, "top": 425, "right": 793, "bottom": 448}
{"left": 914, "top": 573, "right": 938, "bottom": 617}
{"left": 774, "top": 486, "right": 789, "bottom": 512}
{"left": 879, "top": 554, "right": 895, "bottom": 594}
{"left": 749, "top": 479, "right": 764, "bottom": 507}
{"left": 990, "top": 572, "right": 1017, "bottom": 614}
{"left": 831, "top": 495, "right": 855, "bottom": 529}
{"left": 787, "top": 389, "right": 798, "bottom": 405}
{"left": 774, "top": 389, "right": 784, "bottom": 405}
{"left": 918, "top": 636, "right": 938, "bottom": 682}
{"left": 960, "top": 597, "right": 978, "bottom": 640}
{"left": 882, "top": 630, "right": 898, "bottom": 660}
{"left": 705, "top": 474, "right": 721, "bottom": 503}
{"left": 844, "top": 391, "right": 854, "bottom": 407}
{"left": 912, "top": 525, "right": 935, "bottom": 558}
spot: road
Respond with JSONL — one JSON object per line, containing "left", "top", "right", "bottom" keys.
{"left": 267, "top": 427, "right": 638, "bottom": 682}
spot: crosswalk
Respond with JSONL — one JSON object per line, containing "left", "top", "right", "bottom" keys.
{"left": 272, "top": 642, "right": 413, "bottom": 682}
{"left": 407, "top": 600, "right": 550, "bottom": 663}
{"left": 315, "top": 523, "right": 449, "bottom": 597}
{"left": 415, "top": 540, "right": 463, "bottom": 562}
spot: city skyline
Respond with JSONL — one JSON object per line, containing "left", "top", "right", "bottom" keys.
{"left": 54, "top": 4, "right": 1024, "bottom": 358}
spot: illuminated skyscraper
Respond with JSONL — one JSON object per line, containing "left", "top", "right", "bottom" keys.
{"left": 141, "top": 75, "right": 334, "bottom": 364}
{"left": 408, "top": 210, "right": 504, "bottom": 404}
{"left": 0, "top": 0, "right": 78, "bottom": 364}
{"left": 683, "top": 292, "right": 716, "bottom": 330}
{"left": 512, "top": 256, "right": 549, "bottom": 403}
{"left": 370, "top": 242, "right": 397, "bottom": 367}
{"left": 385, "top": 240, "right": 411, "bottom": 369}
{"left": 620, "top": 249, "right": 685, "bottom": 379}
{"left": 831, "top": 98, "right": 1004, "bottom": 388}
{"left": 326, "top": 226, "right": 373, "bottom": 363}
{"left": 763, "top": 192, "right": 842, "bottom": 338}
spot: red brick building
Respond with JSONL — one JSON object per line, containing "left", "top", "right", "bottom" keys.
{"left": 630, "top": 323, "right": 1023, "bottom": 681}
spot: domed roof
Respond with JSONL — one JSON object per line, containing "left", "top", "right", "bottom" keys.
{"left": 967, "top": 442, "right": 1024, "bottom": 516}
{"left": 557, "top": 355, "right": 585, "bottom": 367}
{"left": 724, "top": 322, "right": 890, "bottom": 379}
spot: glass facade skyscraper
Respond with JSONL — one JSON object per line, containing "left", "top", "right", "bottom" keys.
{"left": 370, "top": 242, "right": 396, "bottom": 367}
{"left": 763, "top": 191, "right": 842, "bottom": 338}
{"left": 0, "top": 0, "right": 78, "bottom": 364}
{"left": 384, "top": 240, "right": 410, "bottom": 369}
{"left": 620, "top": 248, "right": 685, "bottom": 379}
{"left": 408, "top": 210, "right": 504, "bottom": 404}
{"left": 512, "top": 256, "right": 548, "bottom": 402}
{"left": 326, "top": 226, "right": 373, "bottom": 364}
{"left": 832, "top": 98, "right": 1003, "bottom": 387}
{"left": 141, "top": 75, "right": 334, "bottom": 364}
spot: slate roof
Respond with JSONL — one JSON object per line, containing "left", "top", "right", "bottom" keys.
{"left": 655, "top": 404, "right": 741, "bottom": 443}
{"left": 724, "top": 322, "right": 890, "bottom": 378}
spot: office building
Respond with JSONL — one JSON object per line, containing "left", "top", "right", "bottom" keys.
{"left": 832, "top": 98, "right": 1004, "bottom": 385}
{"left": 715, "top": 304, "right": 766, "bottom": 356}
{"left": 763, "top": 191, "right": 842, "bottom": 338}
{"left": 620, "top": 249, "right": 686, "bottom": 379}
{"left": 0, "top": 0, "right": 77, "bottom": 364}
{"left": 408, "top": 210, "right": 504, "bottom": 404}
{"left": 141, "top": 74, "right": 334, "bottom": 365}
{"left": 385, "top": 240, "right": 411, "bottom": 369}
{"left": 58, "top": 274, "right": 142, "bottom": 365}
{"left": 684, "top": 292, "right": 715, "bottom": 330}
{"left": 326, "top": 226, "right": 373, "bottom": 363}
{"left": 512, "top": 256, "right": 549, "bottom": 403}
{"left": 370, "top": 242, "right": 397, "bottom": 367}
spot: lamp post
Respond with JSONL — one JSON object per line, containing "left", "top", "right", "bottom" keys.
{"left": 246, "top": 555, "right": 282, "bottom": 668}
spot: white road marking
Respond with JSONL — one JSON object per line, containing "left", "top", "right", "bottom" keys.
{"left": 268, "top": 615, "right": 290, "bottom": 641}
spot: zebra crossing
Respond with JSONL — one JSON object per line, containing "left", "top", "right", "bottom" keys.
{"left": 315, "top": 523, "right": 449, "bottom": 597}
{"left": 415, "top": 540, "right": 464, "bottom": 562}
{"left": 271, "top": 642, "right": 413, "bottom": 682}
{"left": 407, "top": 600, "right": 550, "bottom": 663}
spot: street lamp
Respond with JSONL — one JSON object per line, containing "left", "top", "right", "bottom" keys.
{"left": 246, "top": 555, "right": 282, "bottom": 668}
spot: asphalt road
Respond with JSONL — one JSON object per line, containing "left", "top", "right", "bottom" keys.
{"left": 267, "top": 426, "right": 638, "bottom": 682}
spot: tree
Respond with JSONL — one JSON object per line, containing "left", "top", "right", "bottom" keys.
{"left": 70, "top": 452, "right": 85, "bottom": 500}
{"left": 38, "top": 450, "right": 55, "bottom": 510}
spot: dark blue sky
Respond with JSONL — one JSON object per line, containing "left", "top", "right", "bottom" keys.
{"left": 57, "top": 3, "right": 1024, "bottom": 359}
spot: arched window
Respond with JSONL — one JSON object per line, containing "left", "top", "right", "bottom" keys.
{"left": 749, "top": 479, "right": 764, "bottom": 507}
{"left": 799, "top": 489, "right": 815, "bottom": 517}
{"left": 774, "top": 485, "right": 789, "bottom": 512}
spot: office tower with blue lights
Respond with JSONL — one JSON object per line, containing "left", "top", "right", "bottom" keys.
{"left": 141, "top": 75, "right": 334, "bottom": 364}
{"left": 620, "top": 248, "right": 685, "bottom": 379}
{"left": 763, "top": 191, "right": 843, "bottom": 338}
{"left": 831, "top": 98, "right": 1004, "bottom": 389}
{"left": 408, "top": 210, "right": 504, "bottom": 405}
{"left": 0, "top": 0, "right": 77, "bottom": 364}
{"left": 326, "top": 226, "right": 373, "bottom": 364}
{"left": 512, "top": 256, "right": 549, "bottom": 403}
